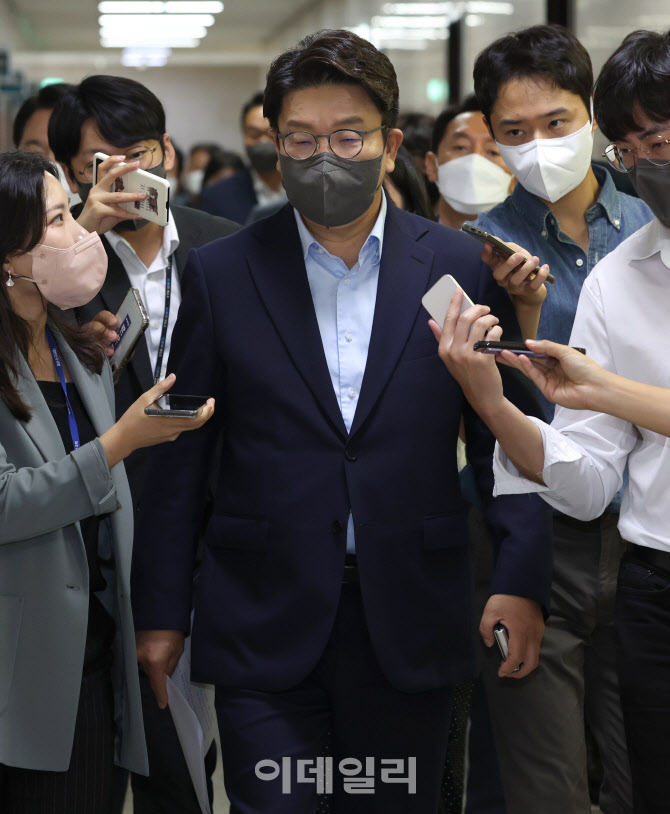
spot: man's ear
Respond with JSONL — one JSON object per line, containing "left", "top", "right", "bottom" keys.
{"left": 162, "top": 133, "right": 176, "bottom": 173}
{"left": 382, "top": 128, "right": 403, "bottom": 175}
{"left": 61, "top": 163, "right": 78, "bottom": 194}
{"left": 425, "top": 151, "right": 439, "bottom": 184}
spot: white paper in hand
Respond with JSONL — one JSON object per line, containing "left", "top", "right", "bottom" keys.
{"left": 422, "top": 274, "right": 475, "bottom": 328}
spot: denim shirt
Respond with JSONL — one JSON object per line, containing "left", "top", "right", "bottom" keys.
{"left": 475, "top": 164, "right": 652, "bottom": 422}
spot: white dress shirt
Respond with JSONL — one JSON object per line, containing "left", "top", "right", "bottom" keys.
{"left": 493, "top": 218, "right": 670, "bottom": 553}
{"left": 105, "top": 212, "right": 181, "bottom": 382}
{"left": 294, "top": 192, "right": 387, "bottom": 552}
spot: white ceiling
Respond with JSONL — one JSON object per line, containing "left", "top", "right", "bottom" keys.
{"left": 3, "top": 0, "right": 318, "bottom": 52}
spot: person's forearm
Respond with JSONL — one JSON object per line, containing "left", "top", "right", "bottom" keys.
{"left": 593, "top": 372, "right": 670, "bottom": 437}
{"left": 474, "top": 396, "right": 546, "bottom": 483}
{"left": 100, "top": 423, "right": 133, "bottom": 468}
{"left": 512, "top": 300, "right": 541, "bottom": 341}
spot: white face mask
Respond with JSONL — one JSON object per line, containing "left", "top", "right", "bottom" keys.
{"left": 436, "top": 153, "right": 511, "bottom": 215}
{"left": 495, "top": 118, "right": 594, "bottom": 203}
{"left": 184, "top": 169, "right": 205, "bottom": 196}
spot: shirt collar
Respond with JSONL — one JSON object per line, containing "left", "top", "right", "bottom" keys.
{"left": 294, "top": 190, "right": 387, "bottom": 264}
{"left": 106, "top": 207, "right": 180, "bottom": 266}
{"left": 627, "top": 217, "right": 670, "bottom": 268}
{"left": 509, "top": 162, "right": 622, "bottom": 235}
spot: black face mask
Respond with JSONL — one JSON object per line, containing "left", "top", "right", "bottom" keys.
{"left": 628, "top": 159, "right": 670, "bottom": 228}
{"left": 279, "top": 151, "right": 384, "bottom": 228}
{"left": 247, "top": 142, "right": 279, "bottom": 175}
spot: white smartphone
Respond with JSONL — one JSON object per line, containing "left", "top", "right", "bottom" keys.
{"left": 93, "top": 151, "right": 170, "bottom": 227}
{"left": 421, "top": 274, "right": 475, "bottom": 327}
{"left": 110, "top": 288, "right": 149, "bottom": 384}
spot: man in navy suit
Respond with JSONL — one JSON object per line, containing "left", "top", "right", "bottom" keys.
{"left": 133, "top": 29, "right": 552, "bottom": 813}
{"left": 199, "top": 91, "right": 286, "bottom": 223}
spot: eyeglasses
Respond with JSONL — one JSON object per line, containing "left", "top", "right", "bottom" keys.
{"left": 277, "top": 126, "right": 388, "bottom": 161}
{"left": 78, "top": 143, "right": 160, "bottom": 183}
{"left": 603, "top": 130, "right": 670, "bottom": 173}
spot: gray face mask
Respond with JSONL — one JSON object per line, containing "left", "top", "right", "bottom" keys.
{"left": 77, "top": 159, "right": 167, "bottom": 231}
{"left": 279, "top": 151, "right": 383, "bottom": 228}
{"left": 247, "top": 142, "right": 279, "bottom": 175}
{"left": 628, "top": 159, "right": 670, "bottom": 228}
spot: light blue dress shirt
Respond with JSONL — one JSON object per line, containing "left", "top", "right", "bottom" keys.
{"left": 294, "top": 192, "right": 387, "bottom": 553}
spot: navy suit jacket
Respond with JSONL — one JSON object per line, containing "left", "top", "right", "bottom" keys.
{"left": 74, "top": 205, "right": 239, "bottom": 520}
{"left": 132, "top": 201, "right": 552, "bottom": 693}
{"left": 199, "top": 167, "right": 257, "bottom": 224}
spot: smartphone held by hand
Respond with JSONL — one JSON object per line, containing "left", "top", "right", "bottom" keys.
{"left": 422, "top": 274, "right": 476, "bottom": 326}
{"left": 144, "top": 394, "right": 209, "bottom": 418}
{"left": 461, "top": 223, "right": 556, "bottom": 284}
{"left": 93, "top": 151, "right": 170, "bottom": 227}
{"left": 110, "top": 288, "right": 149, "bottom": 384}
{"left": 493, "top": 623, "right": 521, "bottom": 673}
{"left": 473, "top": 340, "right": 587, "bottom": 358}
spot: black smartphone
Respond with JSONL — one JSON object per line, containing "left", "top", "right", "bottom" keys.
{"left": 461, "top": 223, "right": 556, "bottom": 284}
{"left": 144, "top": 394, "right": 208, "bottom": 418}
{"left": 473, "top": 340, "right": 586, "bottom": 358}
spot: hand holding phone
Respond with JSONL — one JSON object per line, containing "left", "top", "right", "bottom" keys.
{"left": 422, "top": 274, "right": 475, "bottom": 327}
{"left": 493, "top": 623, "right": 522, "bottom": 672}
{"left": 110, "top": 288, "right": 149, "bottom": 384}
{"left": 462, "top": 223, "right": 556, "bottom": 285}
{"left": 93, "top": 152, "right": 170, "bottom": 227}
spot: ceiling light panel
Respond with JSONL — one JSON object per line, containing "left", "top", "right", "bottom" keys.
{"left": 98, "top": 1, "right": 223, "bottom": 12}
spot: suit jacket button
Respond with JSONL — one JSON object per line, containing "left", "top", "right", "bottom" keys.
{"left": 345, "top": 447, "right": 357, "bottom": 462}
{"left": 332, "top": 520, "right": 344, "bottom": 533}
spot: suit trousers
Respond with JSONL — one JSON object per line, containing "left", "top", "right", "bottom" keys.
{"left": 214, "top": 580, "right": 452, "bottom": 814}
{"left": 615, "top": 551, "right": 670, "bottom": 814}
{"left": 0, "top": 667, "right": 114, "bottom": 814}
{"left": 481, "top": 513, "right": 632, "bottom": 814}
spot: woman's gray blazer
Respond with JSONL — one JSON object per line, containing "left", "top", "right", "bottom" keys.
{"left": 0, "top": 323, "right": 148, "bottom": 773}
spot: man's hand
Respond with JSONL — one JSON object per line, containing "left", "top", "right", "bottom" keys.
{"left": 82, "top": 309, "right": 118, "bottom": 357}
{"left": 498, "top": 339, "right": 609, "bottom": 412}
{"left": 481, "top": 241, "right": 550, "bottom": 307}
{"left": 136, "top": 629, "right": 185, "bottom": 709}
{"left": 76, "top": 155, "right": 148, "bottom": 234}
{"left": 480, "top": 594, "right": 545, "bottom": 679}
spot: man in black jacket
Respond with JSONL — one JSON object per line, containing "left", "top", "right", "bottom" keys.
{"left": 49, "top": 74, "right": 239, "bottom": 814}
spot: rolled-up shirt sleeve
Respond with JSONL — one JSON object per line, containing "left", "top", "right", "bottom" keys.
{"left": 492, "top": 271, "right": 641, "bottom": 521}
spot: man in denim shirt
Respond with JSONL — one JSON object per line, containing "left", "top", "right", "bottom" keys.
{"left": 471, "top": 25, "right": 651, "bottom": 814}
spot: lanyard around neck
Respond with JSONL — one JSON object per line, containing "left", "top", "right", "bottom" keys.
{"left": 45, "top": 326, "right": 80, "bottom": 450}
{"left": 153, "top": 256, "right": 173, "bottom": 384}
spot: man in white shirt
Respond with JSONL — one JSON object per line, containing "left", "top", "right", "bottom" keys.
{"left": 430, "top": 28, "right": 670, "bottom": 814}
{"left": 48, "top": 74, "right": 239, "bottom": 814}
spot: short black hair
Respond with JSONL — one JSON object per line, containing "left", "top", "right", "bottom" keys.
{"left": 473, "top": 25, "right": 592, "bottom": 126}
{"left": 386, "top": 144, "right": 433, "bottom": 219}
{"left": 397, "top": 112, "right": 434, "bottom": 161}
{"left": 12, "top": 83, "right": 73, "bottom": 147}
{"left": 264, "top": 29, "right": 399, "bottom": 132}
{"left": 595, "top": 29, "right": 670, "bottom": 143}
{"left": 189, "top": 142, "right": 221, "bottom": 157}
{"left": 203, "top": 148, "right": 245, "bottom": 186}
{"left": 431, "top": 95, "right": 481, "bottom": 153}
{"left": 48, "top": 75, "right": 166, "bottom": 171}
{"left": 241, "top": 92, "right": 265, "bottom": 129}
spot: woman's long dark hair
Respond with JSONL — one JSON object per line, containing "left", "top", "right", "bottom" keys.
{"left": 0, "top": 150, "right": 104, "bottom": 421}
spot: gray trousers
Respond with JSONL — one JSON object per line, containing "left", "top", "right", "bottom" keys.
{"left": 481, "top": 513, "right": 632, "bottom": 814}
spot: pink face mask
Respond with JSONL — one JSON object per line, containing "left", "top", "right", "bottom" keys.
{"left": 12, "top": 231, "right": 108, "bottom": 309}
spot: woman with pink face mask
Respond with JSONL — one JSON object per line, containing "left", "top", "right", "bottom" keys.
{"left": 0, "top": 151, "right": 214, "bottom": 813}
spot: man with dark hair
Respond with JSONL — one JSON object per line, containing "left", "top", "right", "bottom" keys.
{"left": 425, "top": 94, "right": 514, "bottom": 230}
{"left": 13, "top": 82, "right": 79, "bottom": 202}
{"left": 470, "top": 24, "right": 652, "bottom": 814}
{"left": 132, "top": 29, "right": 551, "bottom": 813}
{"left": 182, "top": 141, "right": 222, "bottom": 202}
{"left": 199, "top": 90, "right": 285, "bottom": 223}
{"left": 48, "top": 74, "right": 239, "bottom": 814}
